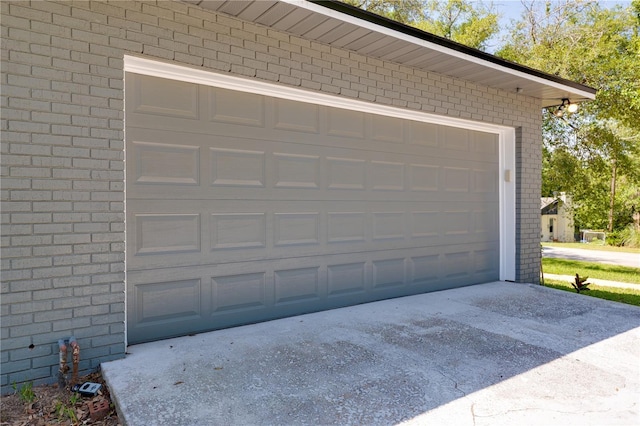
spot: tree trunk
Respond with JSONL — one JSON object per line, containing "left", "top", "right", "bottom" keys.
{"left": 608, "top": 159, "right": 617, "bottom": 233}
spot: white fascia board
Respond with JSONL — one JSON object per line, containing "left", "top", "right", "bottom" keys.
{"left": 283, "top": 0, "right": 596, "bottom": 101}
{"left": 124, "top": 54, "right": 517, "bottom": 282}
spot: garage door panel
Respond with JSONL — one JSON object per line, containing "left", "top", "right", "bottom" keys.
{"left": 128, "top": 171, "right": 496, "bottom": 206}
{"left": 131, "top": 141, "right": 200, "bottom": 186}
{"left": 408, "top": 163, "right": 439, "bottom": 192}
{"left": 129, "top": 73, "right": 199, "bottom": 120}
{"left": 273, "top": 213, "right": 320, "bottom": 247}
{"left": 474, "top": 249, "right": 499, "bottom": 274}
{"left": 473, "top": 208, "right": 499, "bottom": 236}
{"left": 444, "top": 251, "right": 473, "bottom": 278}
{"left": 134, "top": 213, "right": 201, "bottom": 256}
{"left": 208, "top": 87, "right": 265, "bottom": 127}
{"left": 371, "top": 114, "right": 405, "bottom": 144}
{"left": 369, "top": 160, "right": 405, "bottom": 191}
{"left": 127, "top": 244, "right": 497, "bottom": 284}
{"left": 274, "top": 153, "right": 321, "bottom": 189}
{"left": 442, "top": 210, "right": 471, "bottom": 236}
{"left": 210, "top": 147, "right": 266, "bottom": 188}
{"left": 472, "top": 168, "right": 499, "bottom": 193}
{"left": 211, "top": 272, "right": 269, "bottom": 314}
{"left": 327, "top": 108, "right": 366, "bottom": 139}
{"left": 210, "top": 213, "right": 267, "bottom": 250}
{"left": 410, "top": 210, "right": 440, "bottom": 238}
{"left": 128, "top": 76, "right": 499, "bottom": 163}
{"left": 134, "top": 278, "right": 203, "bottom": 325}
{"left": 326, "top": 157, "right": 367, "bottom": 190}
{"left": 126, "top": 73, "right": 501, "bottom": 343}
{"left": 127, "top": 201, "right": 498, "bottom": 270}
{"left": 127, "top": 243, "right": 498, "bottom": 343}
{"left": 327, "top": 262, "right": 367, "bottom": 296}
{"left": 372, "top": 212, "right": 406, "bottom": 241}
{"left": 410, "top": 254, "right": 440, "bottom": 284}
{"left": 274, "top": 266, "right": 322, "bottom": 305}
{"left": 127, "top": 116, "right": 498, "bottom": 166}
{"left": 440, "top": 125, "right": 471, "bottom": 152}
{"left": 372, "top": 258, "right": 408, "bottom": 289}
{"left": 409, "top": 121, "right": 439, "bottom": 147}
{"left": 127, "top": 128, "right": 496, "bottom": 202}
{"left": 327, "top": 212, "right": 367, "bottom": 243}
{"left": 472, "top": 130, "right": 499, "bottom": 155}
{"left": 273, "top": 98, "right": 320, "bottom": 134}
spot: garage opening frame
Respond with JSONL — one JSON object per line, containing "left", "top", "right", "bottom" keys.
{"left": 122, "top": 55, "right": 517, "bottom": 343}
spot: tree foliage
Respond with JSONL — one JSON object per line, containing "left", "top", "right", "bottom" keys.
{"left": 342, "top": 0, "right": 499, "bottom": 49}
{"left": 415, "top": 0, "right": 499, "bottom": 49}
{"left": 498, "top": 0, "right": 640, "bottom": 232}
{"left": 341, "top": 0, "right": 425, "bottom": 24}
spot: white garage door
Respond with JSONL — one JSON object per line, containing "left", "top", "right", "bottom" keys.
{"left": 125, "top": 73, "right": 500, "bottom": 344}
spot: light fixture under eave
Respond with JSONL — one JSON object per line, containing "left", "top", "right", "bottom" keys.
{"left": 553, "top": 98, "right": 578, "bottom": 117}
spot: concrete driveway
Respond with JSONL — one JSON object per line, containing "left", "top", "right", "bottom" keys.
{"left": 542, "top": 246, "right": 640, "bottom": 268}
{"left": 102, "top": 282, "right": 640, "bottom": 426}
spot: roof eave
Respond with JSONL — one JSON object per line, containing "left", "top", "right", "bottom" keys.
{"left": 310, "top": 0, "right": 596, "bottom": 98}
{"left": 186, "top": 0, "right": 597, "bottom": 108}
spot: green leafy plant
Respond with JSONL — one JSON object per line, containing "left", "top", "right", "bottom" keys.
{"left": 51, "top": 391, "right": 82, "bottom": 424}
{"left": 571, "top": 273, "right": 591, "bottom": 293}
{"left": 69, "top": 392, "right": 81, "bottom": 406}
{"left": 620, "top": 224, "right": 640, "bottom": 248}
{"left": 606, "top": 230, "right": 625, "bottom": 246}
{"left": 12, "top": 381, "right": 36, "bottom": 404}
{"left": 54, "top": 399, "right": 78, "bottom": 424}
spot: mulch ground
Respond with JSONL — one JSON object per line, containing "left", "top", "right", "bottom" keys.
{"left": 0, "top": 371, "right": 121, "bottom": 426}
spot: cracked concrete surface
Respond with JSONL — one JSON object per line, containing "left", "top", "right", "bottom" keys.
{"left": 103, "top": 282, "right": 640, "bottom": 426}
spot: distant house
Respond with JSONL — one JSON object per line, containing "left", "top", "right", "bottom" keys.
{"left": 541, "top": 193, "right": 575, "bottom": 242}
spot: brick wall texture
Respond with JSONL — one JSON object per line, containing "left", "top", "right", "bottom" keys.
{"left": 1, "top": 0, "right": 542, "bottom": 391}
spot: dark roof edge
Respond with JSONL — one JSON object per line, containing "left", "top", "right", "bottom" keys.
{"left": 312, "top": 0, "right": 597, "bottom": 97}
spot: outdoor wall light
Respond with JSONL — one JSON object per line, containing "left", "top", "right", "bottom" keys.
{"left": 553, "top": 98, "right": 578, "bottom": 117}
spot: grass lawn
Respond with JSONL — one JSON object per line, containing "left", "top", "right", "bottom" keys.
{"left": 542, "top": 258, "right": 640, "bottom": 284}
{"left": 544, "top": 279, "right": 640, "bottom": 307}
{"left": 541, "top": 241, "right": 640, "bottom": 254}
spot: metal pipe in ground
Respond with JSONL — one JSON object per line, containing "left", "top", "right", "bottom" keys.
{"left": 57, "top": 339, "right": 68, "bottom": 388}
{"left": 70, "top": 336, "right": 80, "bottom": 386}
{"left": 57, "top": 337, "right": 80, "bottom": 388}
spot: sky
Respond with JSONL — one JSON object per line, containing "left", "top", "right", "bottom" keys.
{"left": 482, "top": 0, "right": 632, "bottom": 53}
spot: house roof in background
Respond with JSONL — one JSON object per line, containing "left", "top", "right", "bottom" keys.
{"left": 541, "top": 197, "right": 558, "bottom": 210}
{"left": 183, "top": 0, "right": 597, "bottom": 108}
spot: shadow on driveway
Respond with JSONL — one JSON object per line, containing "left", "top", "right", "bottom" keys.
{"left": 103, "top": 282, "right": 640, "bottom": 425}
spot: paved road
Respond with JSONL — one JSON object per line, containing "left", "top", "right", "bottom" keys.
{"left": 542, "top": 246, "right": 639, "bottom": 268}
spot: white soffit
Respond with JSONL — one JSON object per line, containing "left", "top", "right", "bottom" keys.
{"left": 185, "top": 0, "right": 596, "bottom": 108}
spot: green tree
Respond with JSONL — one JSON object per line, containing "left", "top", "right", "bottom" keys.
{"left": 342, "top": 0, "right": 499, "bottom": 49}
{"left": 416, "top": 0, "right": 499, "bottom": 49}
{"left": 498, "top": 0, "right": 640, "bottom": 233}
{"left": 342, "top": 0, "right": 425, "bottom": 24}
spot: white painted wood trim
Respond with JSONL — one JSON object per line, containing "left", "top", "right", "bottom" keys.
{"left": 124, "top": 56, "right": 512, "bottom": 132}
{"left": 499, "top": 128, "right": 517, "bottom": 281}
{"left": 124, "top": 54, "right": 517, "bottom": 281}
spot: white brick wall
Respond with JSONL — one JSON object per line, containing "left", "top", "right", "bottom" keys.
{"left": 1, "top": 0, "right": 542, "bottom": 391}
